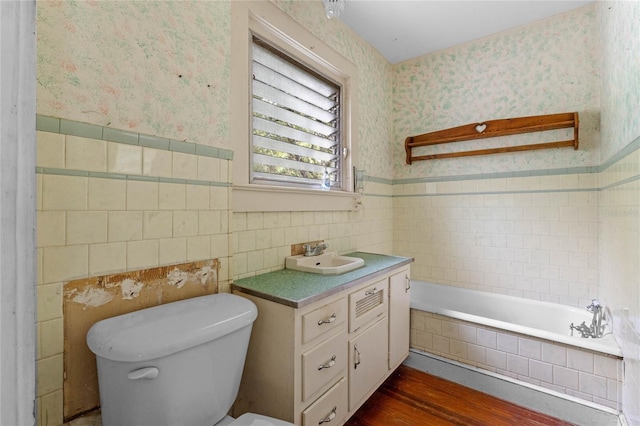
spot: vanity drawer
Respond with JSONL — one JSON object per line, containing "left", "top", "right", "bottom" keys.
{"left": 302, "top": 298, "right": 347, "bottom": 345}
{"left": 302, "top": 377, "right": 347, "bottom": 426}
{"left": 348, "top": 279, "right": 387, "bottom": 333}
{"left": 301, "top": 330, "right": 346, "bottom": 400}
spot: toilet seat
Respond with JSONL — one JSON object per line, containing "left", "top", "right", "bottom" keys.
{"left": 228, "top": 413, "right": 296, "bottom": 426}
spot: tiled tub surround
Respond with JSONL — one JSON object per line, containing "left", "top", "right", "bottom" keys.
{"left": 393, "top": 171, "right": 599, "bottom": 309}
{"left": 36, "top": 116, "right": 233, "bottom": 424}
{"left": 410, "top": 308, "right": 623, "bottom": 410}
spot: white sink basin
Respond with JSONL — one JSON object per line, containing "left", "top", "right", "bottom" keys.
{"left": 285, "top": 252, "right": 365, "bottom": 275}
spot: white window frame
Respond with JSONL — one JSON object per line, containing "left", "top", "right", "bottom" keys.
{"left": 231, "top": 1, "right": 359, "bottom": 212}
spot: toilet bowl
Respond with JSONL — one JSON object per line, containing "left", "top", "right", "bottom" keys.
{"left": 86, "top": 293, "right": 294, "bottom": 426}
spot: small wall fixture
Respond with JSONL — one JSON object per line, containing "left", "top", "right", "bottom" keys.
{"left": 323, "top": 0, "right": 345, "bottom": 18}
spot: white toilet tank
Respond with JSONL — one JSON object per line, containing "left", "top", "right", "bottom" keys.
{"left": 86, "top": 293, "right": 258, "bottom": 426}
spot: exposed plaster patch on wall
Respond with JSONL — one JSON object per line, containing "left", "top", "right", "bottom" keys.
{"left": 67, "top": 287, "right": 114, "bottom": 309}
{"left": 120, "top": 278, "right": 144, "bottom": 300}
{"left": 167, "top": 268, "right": 189, "bottom": 289}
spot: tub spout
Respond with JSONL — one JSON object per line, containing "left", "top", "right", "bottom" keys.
{"left": 570, "top": 299, "right": 605, "bottom": 338}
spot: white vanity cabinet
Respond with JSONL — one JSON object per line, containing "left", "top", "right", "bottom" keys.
{"left": 232, "top": 265, "right": 410, "bottom": 426}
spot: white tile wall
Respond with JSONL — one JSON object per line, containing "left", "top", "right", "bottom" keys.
{"left": 36, "top": 131, "right": 233, "bottom": 426}
{"left": 394, "top": 174, "right": 599, "bottom": 307}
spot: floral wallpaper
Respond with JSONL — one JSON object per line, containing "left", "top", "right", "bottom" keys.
{"left": 599, "top": 0, "right": 640, "bottom": 161}
{"left": 392, "top": 5, "right": 600, "bottom": 179}
{"left": 37, "top": 1, "right": 231, "bottom": 148}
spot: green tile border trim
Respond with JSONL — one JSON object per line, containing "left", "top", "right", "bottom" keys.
{"left": 36, "top": 114, "right": 234, "bottom": 161}
{"left": 36, "top": 167, "right": 231, "bottom": 187}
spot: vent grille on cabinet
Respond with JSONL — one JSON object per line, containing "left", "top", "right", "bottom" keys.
{"left": 355, "top": 290, "right": 383, "bottom": 318}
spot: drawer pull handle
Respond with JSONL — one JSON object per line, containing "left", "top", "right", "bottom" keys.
{"left": 406, "top": 275, "right": 411, "bottom": 292}
{"left": 317, "top": 313, "right": 336, "bottom": 325}
{"left": 319, "top": 406, "right": 337, "bottom": 424}
{"left": 365, "top": 287, "right": 378, "bottom": 296}
{"left": 354, "top": 344, "right": 361, "bottom": 369}
{"left": 318, "top": 355, "right": 336, "bottom": 370}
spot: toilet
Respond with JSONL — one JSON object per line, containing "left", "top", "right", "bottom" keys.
{"left": 86, "top": 293, "right": 294, "bottom": 426}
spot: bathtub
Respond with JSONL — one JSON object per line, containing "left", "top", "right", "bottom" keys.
{"left": 409, "top": 281, "right": 623, "bottom": 410}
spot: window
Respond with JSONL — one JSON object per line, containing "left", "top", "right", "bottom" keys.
{"left": 252, "top": 37, "right": 342, "bottom": 190}
{"left": 231, "top": 1, "right": 359, "bottom": 212}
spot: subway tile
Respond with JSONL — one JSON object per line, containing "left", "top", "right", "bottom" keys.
{"left": 567, "top": 348, "right": 594, "bottom": 373}
{"left": 197, "top": 156, "right": 220, "bottom": 182}
{"left": 108, "top": 211, "right": 143, "bottom": 242}
{"left": 36, "top": 131, "right": 65, "bottom": 169}
{"left": 172, "top": 152, "right": 198, "bottom": 180}
{"left": 126, "top": 180, "right": 158, "bottom": 210}
{"left": 169, "top": 139, "right": 196, "bottom": 154}
{"left": 186, "top": 184, "right": 210, "bottom": 211}
{"left": 107, "top": 142, "right": 142, "bottom": 175}
{"left": 432, "top": 335, "right": 450, "bottom": 355}
{"left": 37, "top": 283, "right": 63, "bottom": 322}
{"left": 199, "top": 210, "right": 222, "bottom": 235}
{"left": 39, "top": 389, "right": 63, "bottom": 426}
{"left": 143, "top": 147, "right": 172, "bottom": 178}
{"left": 211, "top": 234, "right": 229, "bottom": 258}
{"left": 529, "top": 359, "right": 553, "bottom": 382}
{"left": 126, "top": 240, "right": 158, "bottom": 270}
{"left": 159, "top": 183, "right": 186, "bottom": 210}
{"left": 39, "top": 318, "right": 63, "bottom": 359}
{"left": 173, "top": 210, "right": 199, "bottom": 237}
{"left": 497, "top": 333, "right": 518, "bottom": 354}
{"left": 65, "top": 135, "right": 106, "bottom": 172}
{"left": 247, "top": 250, "right": 264, "bottom": 273}
{"left": 457, "top": 324, "right": 477, "bottom": 343}
{"left": 579, "top": 372, "right": 608, "bottom": 399}
{"left": 37, "top": 354, "right": 63, "bottom": 397}
{"left": 553, "top": 365, "right": 579, "bottom": 390}
{"left": 507, "top": 353, "right": 529, "bottom": 376}
{"left": 158, "top": 237, "right": 187, "bottom": 266}
{"left": 66, "top": 211, "right": 108, "bottom": 245}
{"left": 518, "top": 338, "right": 541, "bottom": 360}
{"left": 237, "top": 230, "right": 256, "bottom": 253}
{"left": 42, "top": 245, "right": 88, "bottom": 284}
{"left": 42, "top": 175, "right": 88, "bottom": 211}
{"left": 594, "top": 355, "right": 620, "bottom": 379}
{"left": 37, "top": 211, "right": 65, "bottom": 248}
{"left": 89, "top": 242, "right": 127, "bottom": 276}
{"left": 485, "top": 348, "right": 507, "bottom": 370}
{"left": 476, "top": 328, "right": 497, "bottom": 349}
{"left": 143, "top": 211, "right": 173, "bottom": 239}
{"left": 441, "top": 321, "right": 458, "bottom": 339}
{"left": 210, "top": 186, "right": 229, "bottom": 210}
{"left": 187, "top": 235, "right": 211, "bottom": 261}
{"left": 195, "top": 144, "right": 219, "bottom": 158}
{"left": 466, "top": 343, "right": 486, "bottom": 364}
{"left": 88, "top": 178, "right": 126, "bottom": 210}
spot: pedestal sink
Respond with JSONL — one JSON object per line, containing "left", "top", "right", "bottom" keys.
{"left": 285, "top": 252, "right": 365, "bottom": 275}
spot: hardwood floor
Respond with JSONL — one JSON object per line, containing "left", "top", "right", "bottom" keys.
{"left": 345, "top": 365, "right": 575, "bottom": 426}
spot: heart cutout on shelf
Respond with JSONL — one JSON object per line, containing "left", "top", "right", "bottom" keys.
{"left": 475, "top": 123, "right": 487, "bottom": 133}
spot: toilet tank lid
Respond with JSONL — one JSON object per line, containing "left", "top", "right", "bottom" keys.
{"left": 86, "top": 293, "right": 257, "bottom": 362}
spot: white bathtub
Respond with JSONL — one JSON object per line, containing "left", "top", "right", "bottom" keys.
{"left": 410, "top": 281, "right": 622, "bottom": 357}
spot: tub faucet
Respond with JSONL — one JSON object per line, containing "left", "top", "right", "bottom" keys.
{"left": 570, "top": 299, "right": 605, "bottom": 338}
{"left": 303, "top": 242, "right": 328, "bottom": 257}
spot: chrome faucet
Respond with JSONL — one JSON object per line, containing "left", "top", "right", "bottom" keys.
{"left": 570, "top": 299, "right": 605, "bottom": 338}
{"left": 303, "top": 242, "right": 328, "bottom": 257}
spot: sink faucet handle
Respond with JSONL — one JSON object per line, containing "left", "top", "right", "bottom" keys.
{"left": 587, "top": 299, "right": 601, "bottom": 311}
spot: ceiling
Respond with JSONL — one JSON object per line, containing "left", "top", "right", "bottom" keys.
{"left": 337, "top": 1, "right": 594, "bottom": 64}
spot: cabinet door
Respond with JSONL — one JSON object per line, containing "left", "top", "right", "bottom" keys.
{"left": 348, "top": 318, "right": 388, "bottom": 410}
{"left": 389, "top": 269, "right": 410, "bottom": 369}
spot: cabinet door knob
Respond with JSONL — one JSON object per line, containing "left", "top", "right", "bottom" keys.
{"left": 317, "top": 355, "right": 337, "bottom": 371}
{"left": 317, "top": 313, "right": 337, "bottom": 325}
{"left": 319, "top": 406, "right": 337, "bottom": 424}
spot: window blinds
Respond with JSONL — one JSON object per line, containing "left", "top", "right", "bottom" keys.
{"left": 251, "top": 37, "right": 341, "bottom": 189}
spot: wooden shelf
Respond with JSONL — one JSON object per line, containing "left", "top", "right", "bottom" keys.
{"left": 404, "top": 112, "right": 579, "bottom": 164}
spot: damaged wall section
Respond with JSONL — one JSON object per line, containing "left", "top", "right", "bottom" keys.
{"left": 63, "top": 259, "right": 220, "bottom": 421}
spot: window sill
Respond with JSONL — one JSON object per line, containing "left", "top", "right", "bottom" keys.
{"left": 232, "top": 184, "right": 357, "bottom": 212}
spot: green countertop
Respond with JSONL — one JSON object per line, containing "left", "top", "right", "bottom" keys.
{"left": 231, "top": 252, "right": 413, "bottom": 308}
